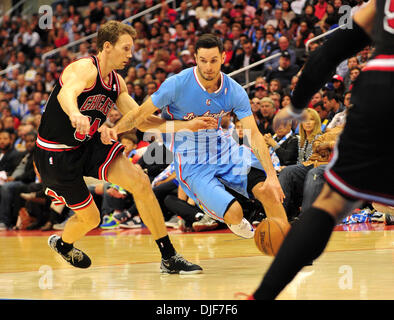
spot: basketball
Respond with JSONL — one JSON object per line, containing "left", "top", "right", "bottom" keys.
{"left": 254, "top": 218, "right": 291, "bottom": 256}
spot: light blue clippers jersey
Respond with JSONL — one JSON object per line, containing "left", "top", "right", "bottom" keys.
{"left": 151, "top": 67, "right": 252, "bottom": 164}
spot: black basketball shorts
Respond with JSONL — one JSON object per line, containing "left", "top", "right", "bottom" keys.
{"left": 33, "top": 133, "right": 124, "bottom": 211}
{"left": 324, "top": 68, "right": 394, "bottom": 206}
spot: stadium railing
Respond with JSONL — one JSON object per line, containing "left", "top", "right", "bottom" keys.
{"left": 41, "top": 0, "right": 181, "bottom": 61}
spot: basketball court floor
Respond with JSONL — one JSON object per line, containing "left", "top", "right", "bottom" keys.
{"left": 0, "top": 223, "right": 392, "bottom": 300}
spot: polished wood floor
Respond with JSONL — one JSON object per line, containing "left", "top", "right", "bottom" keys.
{"left": 0, "top": 223, "right": 392, "bottom": 300}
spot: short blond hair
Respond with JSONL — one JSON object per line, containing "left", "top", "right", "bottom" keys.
{"left": 97, "top": 20, "right": 137, "bottom": 52}
{"left": 261, "top": 97, "right": 275, "bottom": 108}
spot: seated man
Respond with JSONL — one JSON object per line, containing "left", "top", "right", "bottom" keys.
{"left": 0, "top": 131, "right": 36, "bottom": 230}
{"left": 263, "top": 120, "right": 299, "bottom": 172}
{"left": 265, "top": 51, "right": 300, "bottom": 89}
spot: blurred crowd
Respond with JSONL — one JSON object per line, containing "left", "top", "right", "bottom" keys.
{"left": 0, "top": 0, "right": 392, "bottom": 232}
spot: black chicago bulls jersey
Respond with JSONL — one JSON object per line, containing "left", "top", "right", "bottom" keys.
{"left": 374, "top": 0, "right": 394, "bottom": 55}
{"left": 38, "top": 55, "right": 120, "bottom": 147}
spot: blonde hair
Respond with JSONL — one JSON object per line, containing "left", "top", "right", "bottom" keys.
{"left": 97, "top": 20, "right": 137, "bottom": 52}
{"left": 299, "top": 108, "right": 321, "bottom": 147}
{"left": 261, "top": 97, "right": 275, "bottom": 108}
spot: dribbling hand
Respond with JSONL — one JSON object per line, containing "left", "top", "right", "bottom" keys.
{"left": 70, "top": 112, "right": 91, "bottom": 136}
{"left": 262, "top": 175, "right": 286, "bottom": 204}
{"left": 98, "top": 124, "right": 118, "bottom": 145}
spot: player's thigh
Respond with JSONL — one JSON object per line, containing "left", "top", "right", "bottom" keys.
{"left": 313, "top": 183, "right": 362, "bottom": 220}
{"left": 187, "top": 174, "right": 236, "bottom": 222}
{"left": 106, "top": 153, "right": 150, "bottom": 196}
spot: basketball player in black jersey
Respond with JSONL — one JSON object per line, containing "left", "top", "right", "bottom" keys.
{"left": 34, "top": 21, "right": 217, "bottom": 272}
{"left": 248, "top": 0, "right": 394, "bottom": 299}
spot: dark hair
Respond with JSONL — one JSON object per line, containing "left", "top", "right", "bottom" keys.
{"left": 323, "top": 90, "right": 340, "bottom": 102}
{"left": 313, "top": 101, "right": 325, "bottom": 110}
{"left": 0, "top": 130, "right": 11, "bottom": 138}
{"left": 25, "top": 130, "right": 38, "bottom": 140}
{"left": 195, "top": 34, "right": 224, "bottom": 54}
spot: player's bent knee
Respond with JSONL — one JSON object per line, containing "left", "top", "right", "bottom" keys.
{"left": 223, "top": 200, "right": 243, "bottom": 224}
{"left": 79, "top": 210, "right": 101, "bottom": 228}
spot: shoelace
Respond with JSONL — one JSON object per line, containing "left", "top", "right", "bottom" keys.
{"left": 173, "top": 253, "right": 193, "bottom": 266}
{"left": 69, "top": 249, "right": 84, "bottom": 263}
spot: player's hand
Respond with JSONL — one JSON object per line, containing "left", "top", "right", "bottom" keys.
{"left": 262, "top": 174, "right": 285, "bottom": 204}
{"left": 98, "top": 124, "right": 117, "bottom": 145}
{"left": 187, "top": 117, "right": 218, "bottom": 131}
{"left": 272, "top": 105, "right": 306, "bottom": 132}
{"left": 70, "top": 112, "right": 90, "bottom": 135}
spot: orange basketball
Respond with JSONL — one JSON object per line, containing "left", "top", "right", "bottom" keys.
{"left": 254, "top": 218, "right": 290, "bottom": 256}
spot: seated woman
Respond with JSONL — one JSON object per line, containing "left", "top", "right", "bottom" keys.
{"left": 278, "top": 108, "right": 322, "bottom": 221}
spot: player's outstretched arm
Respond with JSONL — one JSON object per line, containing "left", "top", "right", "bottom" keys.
{"left": 240, "top": 115, "right": 285, "bottom": 204}
{"left": 105, "top": 76, "right": 217, "bottom": 143}
{"left": 57, "top": 59, "right": 97, "bottom": 135}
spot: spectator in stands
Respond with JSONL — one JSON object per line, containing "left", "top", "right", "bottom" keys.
{"left": 307, "top": 91, "right": 322, "bottom": 108}
{"left": 265, "top": 51, "right": 299, "bottom": 88}
{"left": 278, "top": 108, "right": 322, "bottom": 220}
{"left": 260, "top": 32, "right": 278, "bottom": 58}
{"left": 322, "top": 90, "right": 345, "bottom": 123}
{"left": 331, "top": 74, "right": 345, "bottom": 97}
{"left": 258, "top": 97, "right": 276, "bottom": 135}
{"left": 318, "top": 2, "right": 340, "bottom": 33}
{"left": 268, "top": 92, "right": 281, "bottom": 111}
{"left": 252, "top": 84, "right": 268, "bottom": 99}
{"left": 300, "top": 126, "right": 344, "bottom": 217}
{"left": 338, "top": 56, "right": 359, "bottom": 88}
{"left": 253, "top": 28, "right": 265, "bottom": 55}
{"left": 327, "top": 91, "right": 352, "bottom": 130}
{"left": 250, "top": 97, "right": 263, "bottom": 127}
{"left": 195, "top": 0, "right": 213, "bottom": 29}
{"left": 263, "top": 119, "right": 298, "bottom": 171}
{"left": 266, "top": 36, "right": 297, "bottom": 71}
{"left": 268, "top": 79, "right": 282, "bottom": 95}
{"left": 145, "top": 82, "right": 158, "bottom": 100}
{"left": 229, "top": 23, "right": 243, "bottom": 53}
{"left": 178, "top": 1, "right": 195, "bottom": 27}
{"left": 232, "top": 116, "right": 250, "bottom": 147}
{"left": 281, "top": 1, "right": 296, "bottom": 27}
{"left": 348, "top": 66, "right": 361, "bottom": 91}
{"left": 159, "top": 1, "right": 178, "bottom": 24}
{"left": 314, "top": 0, "right": 328, "bottom": 21}
{"left": 230, "top": 38, "right": 261, "bottom": 74}
{"left": 300, "top": 4, "right": 320, "bottom": 29}
{"left": 0, "top": 130, "right": 22, "bottom": 179}
{"left": 313, "top": 101, "right": 330, "bottom": 132}
{"left": 165, "top": 186, "right": 206, "bottom": 232}
{"left": 0, "top": 131, "right": 36, "bottom": 230}
{"left": 155, "top": 67, "right": 168, "bottom": 85}
{"left": 295, "top": 20, "right": 314, "bottom": 49}
{"left": 265, "top": 8, "right": 284, "bottom": 29}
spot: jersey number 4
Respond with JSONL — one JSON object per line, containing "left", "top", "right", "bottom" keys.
{"left": 74, "top": 116, "right": 101, "bottom": 142}
{"left": 384, "top": 0, "right": 394, "bottom": 33}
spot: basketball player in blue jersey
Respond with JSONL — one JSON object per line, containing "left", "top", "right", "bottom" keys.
{"left": 108, "top": 34, "right": 289, "bottom": 239}
{"left": 35, "top": 21, "right": 217, "bottom": 273}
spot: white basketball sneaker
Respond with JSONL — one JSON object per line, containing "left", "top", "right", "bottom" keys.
{"left": 227, "top": 218, "right": 255, "bottom": 239}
